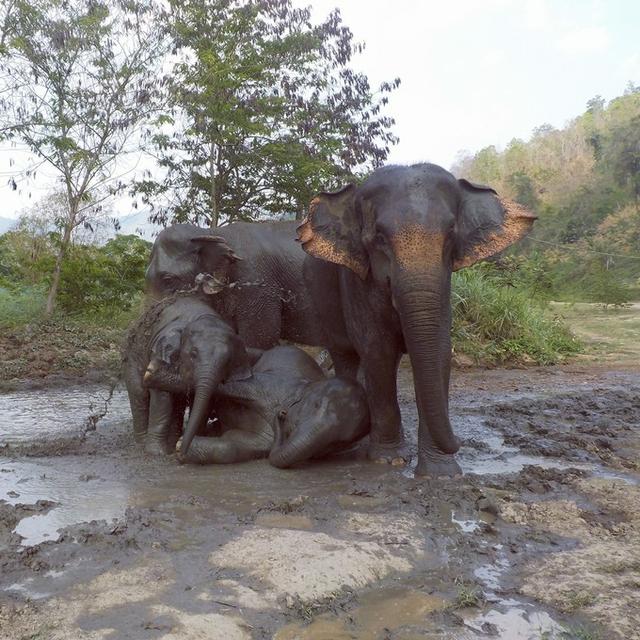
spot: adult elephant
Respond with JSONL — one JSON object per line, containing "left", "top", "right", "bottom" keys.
{"left": 145, "top": 221, "right": 326, "bottom": 350}
{"left": 298, "top": 163, "right": 536, "bottom": 477}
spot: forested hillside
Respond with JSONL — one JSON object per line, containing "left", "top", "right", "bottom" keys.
{"left": 454, "top": 84, "right": 640, "bottom": 303}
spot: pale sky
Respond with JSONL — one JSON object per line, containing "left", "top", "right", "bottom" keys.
{"left": 2, "top": 0, "right": 639, "bottom": 219}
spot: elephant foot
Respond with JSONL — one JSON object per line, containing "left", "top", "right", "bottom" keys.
{"left": 144, "top": 437, "right": 169, "bottom": 456}
{"left": 414, "top": 454, "right": 462, "bottom": 479}
{"left": 367, "top": 441, "right": 411, "bottom": 466}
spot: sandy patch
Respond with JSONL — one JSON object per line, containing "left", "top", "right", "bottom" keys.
{"left": 209, "top": 528, "right": 413, "bottom": 602}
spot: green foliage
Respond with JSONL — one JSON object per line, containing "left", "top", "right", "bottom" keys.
{"left": 136, "top": 0, "right": 399, "bottom": 227}
{"left": 454, "top": 87, "right": 640, "bottom": 303}
{"left": 452, "top": 264, "right": 581, "bottom": 365}
{"left": 56, "top": 235, "right": 151, "bottom": 316}
{"left": 0, "top": 228, "right": 150, "bottom": 323}
{"left": 0, "top": 0, "right": 167, "bottom": 313}
{"left": 0, "top": 286, "right": 47, "bottom": 328}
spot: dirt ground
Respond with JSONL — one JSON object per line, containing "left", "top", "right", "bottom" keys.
{"left": 1, "top": 307, "right": 639, "bottom": 639}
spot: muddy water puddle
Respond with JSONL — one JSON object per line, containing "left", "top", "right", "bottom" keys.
{"left": 1, "top": 368, "right": 639, "bottom": 639}
{"left": 1, "top": 458, "right": 130, "bottom": 545}
{"left": 0, "top": 384, "right": 130, "bottom": 446}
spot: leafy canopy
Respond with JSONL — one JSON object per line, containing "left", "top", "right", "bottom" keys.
{"left": 134, "top": 0, "right": 400, "bottom": 227}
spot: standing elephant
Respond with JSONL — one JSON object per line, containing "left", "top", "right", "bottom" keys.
{"left": 123, "top": 292, "right": 251, "bottom": 453}
{"left": 176, "top": 345, "right": 370, "bottom": 467}
{"left": 145, "top": 221, "right": 327, "bottom": 350}
{"left": 298, "top": 163, "right": 536, "bottom": 477}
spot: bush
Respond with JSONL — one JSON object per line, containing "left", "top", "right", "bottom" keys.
{"left": 452, "top": 265, "right": 581, "bottom": 365}
{"left": 57, "top": 234, "right": 151, "bottom": 317}
{"left": 0, "top": 286, "right": 47, "bottom": 328}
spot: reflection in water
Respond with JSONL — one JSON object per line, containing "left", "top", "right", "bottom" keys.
{"left": 2, "top": 459, "right": 130, "bottom": 546}
{"left": 0, "top": 384, "right": 132, "bottom": 545}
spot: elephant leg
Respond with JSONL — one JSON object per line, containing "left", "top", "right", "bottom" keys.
{"left": 167, "top": 397, "right": 186, "bottom": 452}
{"left": 146, "top": 389, "right": 175, "bottom": 455}
{"left": 177, "top": 430, "right": 271, "bottom": 465}
{"left": 360, "top": 348, "right": 406, "bottom": 464}
{"left": 124, "top": 361, "right": 149, "bottom": 443}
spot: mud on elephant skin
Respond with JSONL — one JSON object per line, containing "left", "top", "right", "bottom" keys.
{"left": 299, "top": 163, "right": 536, "bottom": 477}
{"left": 123, "top": 292, "right": 252, "bottom": 455}
{"left": 176, "top": 345, "right": 371, "bottom": 468}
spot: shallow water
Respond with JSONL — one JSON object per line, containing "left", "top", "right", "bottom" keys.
{"left": 1, "top": 378, "right": 634, "bottom": 548}
{"left": 1, "top": 458, "right": 130, "bottom": 546}
{"left": 0, "top": 384, "right": 130, "bottom": 446}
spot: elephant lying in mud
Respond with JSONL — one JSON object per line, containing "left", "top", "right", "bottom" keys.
{"left": 170, "top": 344, "right": 369, "bottom": 468}
{"left": 124, "top": 285, "right": 370, "bottom": 465}
{"left": 123, "top": 290, "right": 252, "bottom": 454}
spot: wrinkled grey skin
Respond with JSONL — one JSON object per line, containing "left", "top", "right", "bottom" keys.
{"left": 299, "top": 163, "right": 536, "bottom": 477}
{"left": 123, "top": 294, "right": 251, "bottom": 455}
{"left": 176, "top": 345, "right": 370, "bottom": 467}
{"left": 145, "top": 221, "right": 327, "bottom": 350}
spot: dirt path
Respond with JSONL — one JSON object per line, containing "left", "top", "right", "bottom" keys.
{"left": 1, "top": 358, "right": 639, "bottom": 640}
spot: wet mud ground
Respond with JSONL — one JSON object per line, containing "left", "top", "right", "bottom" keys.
{"left": 1, "top": 360, "right": 639, "bottom": 639}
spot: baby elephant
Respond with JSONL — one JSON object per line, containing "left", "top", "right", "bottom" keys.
{"left": 177, "top": 345, "right": 371, "bottom": 468}
{"left": 123, "top": 292, "right": 251, "bottom": 454}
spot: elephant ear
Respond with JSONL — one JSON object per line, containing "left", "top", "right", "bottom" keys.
{"left": 150, "top": 329, "right": 182, "bottom": 365}
{"left": 454, "top": 179, "right": 537, "bottom": 271}
{"left": 191, "top": 235, "right": 242, "bottom": 274}
{"left": 297, "top": 184, "right": 369, "bottom": 279}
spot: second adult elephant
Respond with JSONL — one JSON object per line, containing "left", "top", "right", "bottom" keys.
{"left": 145, "top": 221, "right": 328, "bottom": 350}
{"left": 299, "top": 163, "right": 536, "bottom": 477}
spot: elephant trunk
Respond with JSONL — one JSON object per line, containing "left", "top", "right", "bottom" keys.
{"left": 269, "top": 415, "right": 327, "bottom": 469}
{"left": 394, "top": 268, "right": 460, "bottom": 455}
{"left": 179, "top": 365, "right": 224, "bottom": 456}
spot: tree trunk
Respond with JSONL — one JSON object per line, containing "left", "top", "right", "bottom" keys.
{"left": 45, "top": 218, "right": 74, "bottom": 316}
{"left": 209, "top": 141, "right": 218, "bottom": 229}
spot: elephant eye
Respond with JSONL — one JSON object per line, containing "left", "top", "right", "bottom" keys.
{"left": 375, "top": 231, "right": 387, "bottom": 245}
{"left": 278, "top": 410, "right": 287, "bottom": 421}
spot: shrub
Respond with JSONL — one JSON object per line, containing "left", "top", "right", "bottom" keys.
{"left": 452, "top": 264, "right": 581, "bottom": 365}
{"left": 56, "top": 234, "right": 151, "bottom": 316}
{"left": 0, "top": 286, "right": 47, "bottom": 328}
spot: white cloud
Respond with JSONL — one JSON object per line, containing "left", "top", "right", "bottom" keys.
{"left": 557, "top": 26, "right": 610, "bottom": 54}
{"left": 524, "top": 0, "right": 551, "bottom": 31}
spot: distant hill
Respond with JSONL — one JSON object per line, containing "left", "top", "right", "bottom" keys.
{"left": 0, "top": 217, "right": 16, "bottom": 235}
{"left": 115, "top": 211, "right": 163, "bottom": 241}
{"left": 453, "top": 85, "right": 640, "bottom": 298}
{"left": 0, "top": 211, "right": 162, "bottom": 242}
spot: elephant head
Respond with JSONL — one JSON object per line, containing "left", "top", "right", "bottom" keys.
{"left": 297, "top": 163, "right": 536, "bottom": 462}
{"left": 144, "top": 309, "right": 252, "bottom": 453}
{"left": 146, "top": 225, "right": 242, "bottom": 300}
{"left": 268, "top": 377, "right": 370, "bottom": 468}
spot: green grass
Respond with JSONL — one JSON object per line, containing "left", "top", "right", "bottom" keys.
{"left": 0, "top": 286, "right": 47, "bottom": 328}
{"left": 551, "top": 302, "right": 640, "bottom": 364}
{"left": 450, "top": 578, "right": 485, "bottom": 609}
{"left": 452, "top": 268, "right": 582, "bottom": 365}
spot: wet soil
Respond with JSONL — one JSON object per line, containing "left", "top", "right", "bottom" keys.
{"left": 0, "top": 319, "right": 124, "bottom": 392}
{"left": 1, "top": 360, "right": 639, "bottom": 640}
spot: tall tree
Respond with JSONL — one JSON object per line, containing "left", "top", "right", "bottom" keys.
{"left": 0, "top": 0, "right": 167, "bottom": 314}
{"left": 135, "top": 0, "right": 399, "bottom": 227}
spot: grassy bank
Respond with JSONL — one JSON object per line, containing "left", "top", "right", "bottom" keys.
{"left": 0, "top": 287, "right": 143, "bottom": 387}
{"left": 452, "top": 267, "right": 582, "bottom": 365}
{"left": 551, "top": 302, "right": 640, "bottom": 365}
